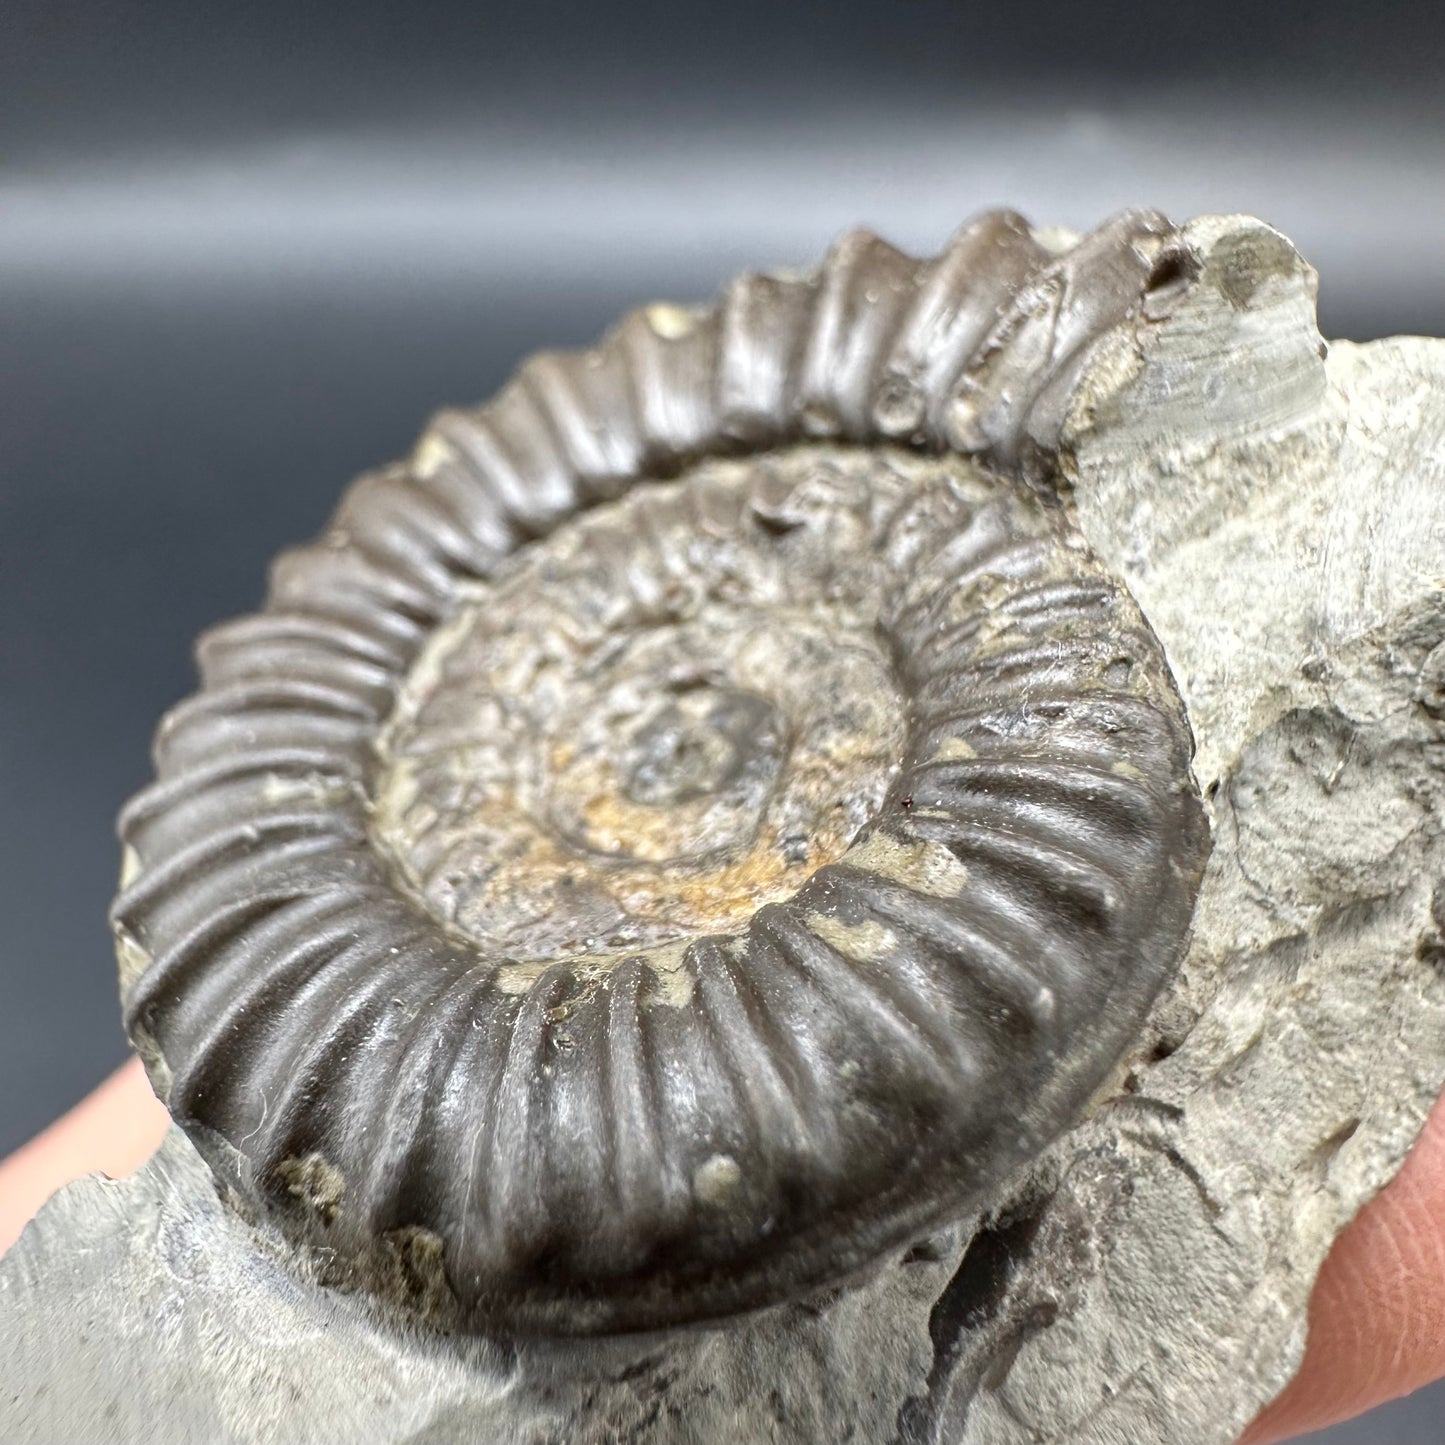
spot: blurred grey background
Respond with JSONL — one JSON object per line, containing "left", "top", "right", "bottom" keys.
{"left": 2, "top": 2, "right": 1442, "bottom": 1438}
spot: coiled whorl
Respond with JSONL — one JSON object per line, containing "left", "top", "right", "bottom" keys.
{"left": 112, "top": 209, "right": 1210, "bottom": 1334}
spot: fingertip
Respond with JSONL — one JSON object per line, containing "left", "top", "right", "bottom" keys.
{"left": 0, "top": 1057, "right": 170, "bottom": 1258}
{"left": 1243, "top": 1090, "right": 1445, "bottom": 1442}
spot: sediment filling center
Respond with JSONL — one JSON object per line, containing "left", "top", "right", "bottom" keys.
{"left": 370, "top": 447, "right": 955, "bottom": 977}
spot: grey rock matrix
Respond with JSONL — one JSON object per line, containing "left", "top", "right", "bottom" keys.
{"left": 4, "top": 213, "right": 1444, "bottom": 1444}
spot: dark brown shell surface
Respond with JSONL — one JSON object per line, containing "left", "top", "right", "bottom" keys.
{"left": 112, "top": 209, "right": 1210, "bottom": 1335}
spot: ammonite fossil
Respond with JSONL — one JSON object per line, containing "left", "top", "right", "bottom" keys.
{"left": 111, "top": 210, "right": 1210, "bottom": 1336}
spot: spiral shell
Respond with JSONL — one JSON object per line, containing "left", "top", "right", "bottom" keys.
{"left": 112, "top": 209, "right": 1210, "bottom": 1335}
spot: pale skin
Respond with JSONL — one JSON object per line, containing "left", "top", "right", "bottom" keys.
{"left": 2, "top": 1058, "right": 1442, "bottom": 1440}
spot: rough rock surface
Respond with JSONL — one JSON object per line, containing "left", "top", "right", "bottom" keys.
{"left": 5, "top": 214, "right": 1445, "bottom": 1444}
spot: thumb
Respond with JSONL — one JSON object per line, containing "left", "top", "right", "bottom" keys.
{"left": 1242, "top": 1088, "right": 1445, "bottom": 1442}
{"left": 0, "top": 1057, "right": 169, "bottom": 1257}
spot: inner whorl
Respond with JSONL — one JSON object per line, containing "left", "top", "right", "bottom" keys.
{"left": 111, "top": 208, "right": 1211, "bottom": 1335}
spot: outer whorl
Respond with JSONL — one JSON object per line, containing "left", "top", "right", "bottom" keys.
{"left": 112, "top": 209, "right": 1211, "bottom": 1335}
